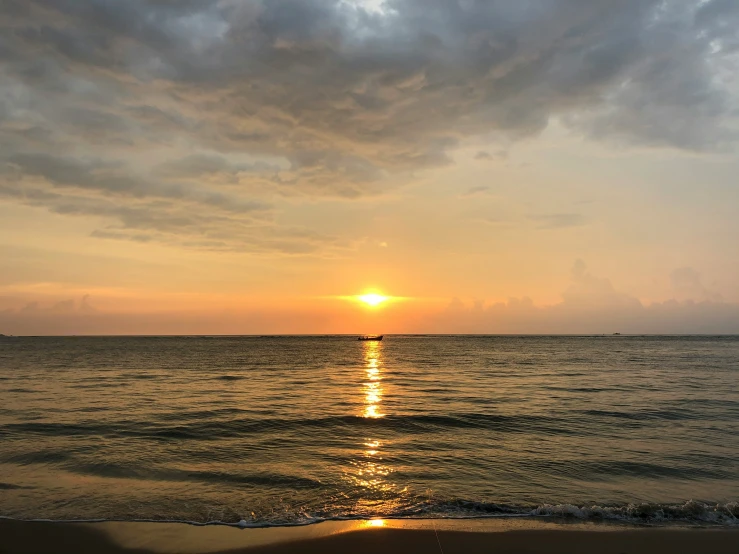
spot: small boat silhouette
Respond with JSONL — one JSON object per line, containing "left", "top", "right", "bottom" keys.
{"left": 358, "top": 335, "right": 383, "bottom": 341}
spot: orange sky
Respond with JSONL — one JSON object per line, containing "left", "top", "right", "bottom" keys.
{"left": 1, "top": 1, "right": 739, "bottom": 334}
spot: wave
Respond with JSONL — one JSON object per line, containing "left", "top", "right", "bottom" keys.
{"left": 4, "top": 404, "right": 715, "bottom": 442}
{"left": 0, "top": 483, "right": 32, "bottom": 490}
{"left": 529, "top": 501, "right": 739, "bottom": 523}
{"left": 389, "top": 500, "right": 739, "bottom": 526}
{"left": 0, "top": 412, "right": 579, "bottom": 441}
{"left": 61, "top": 463, "right": 324, "bottom": 489}
{"left": 582, "top": 409, "right": 699, "bottom": 421}
{"left": 1, "top": 501, "right": 737, "bottom": 528}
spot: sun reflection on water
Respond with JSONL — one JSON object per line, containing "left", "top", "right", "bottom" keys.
{"left": 362, "top": 341, "right": 384, "bottom": 419}
{"left": 342, "top": 340, "right": 405, "bottom": 509}
{"left": 365, "top": 518, "right": 386, "bottom": 527}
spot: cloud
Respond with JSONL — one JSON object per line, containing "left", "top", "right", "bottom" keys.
{"left": 529, "top": 213, "right": 587, "bottom": 229}
{"left": 431, "top": 261, "right": 739, "bottom": 334}
{"left": 13, "top": 296, "right": 90, "bottom": 314}
{"left": 20, "top": 302, "right": 39, "bottom": 313}
{"left": 80, "top": 294, "right": 97, "bottom": 313}
{"left": 153, "top": 154, "right": 279, "bottom": 181}
{"left": 563, "top": 259, "right": 641, "bottom": 308}
{"left": 670, "top": 267, "right": 723, "bottom": 302}
{"left": 5, "top": 153, "right": 268, "bottom": 214}
{"left": 0, "top": 0, "right": 737, "bottom": 250}
{"left": 481, "top": 216, "right": 510, "bottom": 227}
{"left": 474, "top": 150, "right": 508, "bottom": 161}
{"left": 460, "top": 185, "right": 493, "bottom": 197}
{"left": 50, "top": 299, "right": 75, "bottom": 313}
{"left": 0, "top": 152, "right": 349, "bottom": 254}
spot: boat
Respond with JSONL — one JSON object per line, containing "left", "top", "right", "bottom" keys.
{"left": 358, "top": 335, "right": 383, "bottom": 341}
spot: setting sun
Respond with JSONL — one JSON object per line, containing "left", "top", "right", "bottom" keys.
{"left": 357, "top": 294, "right": 389, "bottom": 307}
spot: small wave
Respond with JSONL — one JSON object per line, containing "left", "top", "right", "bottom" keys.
{"left": 531, "top": 500, "right": 739, "bottom": 525}
{"left": 0, "top": 501, "right": 736, "bottom": 528}
{"left": 544, "top": 386, "right": 611, "bottom": 393}
{"left": 57, "top": 461, "right": 324, "bottom": 489}
{"left": 0, "top": 482, "right": 32, "bottom": 490}
{"left": 1, "top": 450, "right": 71, "bottom": 465}
{"left": 580, "top": 460, "right": 732, "bottom": 480}
{"left": 0, "top": 413, "right": 575, "bottom": 441}
{"left": 582, "top": 408, "right": 698, "bottom": 422}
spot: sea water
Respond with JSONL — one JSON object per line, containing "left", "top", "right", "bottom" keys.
{"left": 0, "top": 335, "right": 737, "bottom": 526}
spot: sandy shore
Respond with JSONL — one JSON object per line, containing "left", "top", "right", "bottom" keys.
{"left": 1, "top": 518, "right": 737, "bottom": 554}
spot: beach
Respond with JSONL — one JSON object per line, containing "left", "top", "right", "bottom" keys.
{"left": 2, "top": 519, "right": 739, "bottom": 554}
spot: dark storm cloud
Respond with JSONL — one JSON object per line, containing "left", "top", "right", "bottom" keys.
{"left": 1, "top": 0, "right": 737, "bottom": 249}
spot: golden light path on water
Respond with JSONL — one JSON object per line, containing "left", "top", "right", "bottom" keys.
{"left": 363, "top": 341, "right": 384, "bottom": 419}
{"left": 343, "top": 340, "right": 407, "bottom": 515}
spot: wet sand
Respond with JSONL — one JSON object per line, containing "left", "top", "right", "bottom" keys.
{"left": 1, "top": 518, "right": 737, "bottom": 554}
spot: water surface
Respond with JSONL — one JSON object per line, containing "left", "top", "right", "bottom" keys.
{"left": 0, "top": 336, "right": 737, "bottom": 525}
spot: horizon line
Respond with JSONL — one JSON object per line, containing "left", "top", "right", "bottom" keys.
{"left": 2, "top": 333, "right": 738, "bottom": 338}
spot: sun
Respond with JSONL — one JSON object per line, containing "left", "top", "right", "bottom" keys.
{"left": 357, "top": 293, "right": 389, "bottom": 307}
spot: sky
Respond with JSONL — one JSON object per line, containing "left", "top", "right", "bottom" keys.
{"left": 1, "top": 0, "right": 739, "bottom": 335}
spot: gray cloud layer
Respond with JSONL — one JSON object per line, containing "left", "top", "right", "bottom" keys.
{"left": 1, "top": 0, "right": 738, "bottom": 250}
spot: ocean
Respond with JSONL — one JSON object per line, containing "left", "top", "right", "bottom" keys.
{"left": 0, "top": 335, "right": 737, "bottom": 527}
